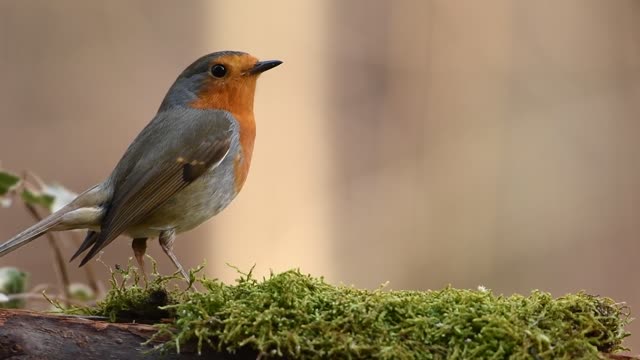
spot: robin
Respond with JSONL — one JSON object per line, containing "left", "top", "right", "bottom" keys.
{"left": 0, "top": 51, "right": 282, "bottom": 279}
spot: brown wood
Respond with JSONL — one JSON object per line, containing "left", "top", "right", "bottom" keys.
{"left": 0, "top": 309, "right": 635, "bottom": 359}
{"left": 0, "top": 309, "right": 255, "bottom": 360}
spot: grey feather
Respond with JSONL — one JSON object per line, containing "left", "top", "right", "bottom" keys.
{"left": 79, "top": 107, "right": 238, "bottom": 265}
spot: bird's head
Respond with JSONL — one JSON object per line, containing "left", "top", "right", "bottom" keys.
{"left": 159, "top": 51, "right": 282, "bottom": 115}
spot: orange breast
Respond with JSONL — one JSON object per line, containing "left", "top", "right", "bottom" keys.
{"left": 189, "top": 74, "right": 258, "bottom": 193}
{"left": 232, "top": 111, "right": 256, "bottom": 192}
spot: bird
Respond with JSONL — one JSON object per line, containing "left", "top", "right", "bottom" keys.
{"left": 0, "top": 51, "right": 282, "bottom": 279}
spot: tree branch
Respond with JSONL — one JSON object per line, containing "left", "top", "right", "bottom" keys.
{"left": 0, "top": 309, "right": 257, "bottom": 360}
{"left": 0, "top": 309, "right": 635, "bottom": 360}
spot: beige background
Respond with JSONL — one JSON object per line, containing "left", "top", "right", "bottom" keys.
{"left": 1, "top": 0, "right": 639, "bottom": 353}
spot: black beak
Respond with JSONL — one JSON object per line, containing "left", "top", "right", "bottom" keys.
{"left": 248, "top": 60, "right": 283, "bottom": 75}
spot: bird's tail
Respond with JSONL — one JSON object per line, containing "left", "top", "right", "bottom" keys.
{"left": 0, "top": 184, "right": 106, "bottom": 258}
{"left": 0, "top": 211, "right": 66, "bottom": 257}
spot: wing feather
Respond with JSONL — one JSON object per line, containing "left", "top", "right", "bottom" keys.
{"left": 77, "top": 109, "right": 234, "bottom": 265}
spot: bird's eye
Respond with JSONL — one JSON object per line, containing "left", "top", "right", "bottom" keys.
{"left": 210, "top": 64, "right": 227, "bottom": 78}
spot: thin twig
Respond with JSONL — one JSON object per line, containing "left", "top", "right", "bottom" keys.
{"left": 70, "top": 231, "right": 102, "bottom": 296}
{"left": 21, "top": 171, "right": 74, "bottom": 306}
{"left": 24, "top": 170, "right": 46, "bottom": 189}
{"left": 23, "top": 203, "right": 71, "bottom": 307}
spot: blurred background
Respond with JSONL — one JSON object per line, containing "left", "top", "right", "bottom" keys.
{"left": 1, "top": 0, "right": 639, "bottom": 351}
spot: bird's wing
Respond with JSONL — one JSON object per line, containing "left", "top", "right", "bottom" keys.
{"left": 78, "top": 108, "right": 235, "bottom": 265}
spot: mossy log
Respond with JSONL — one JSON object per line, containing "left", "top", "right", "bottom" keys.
{"left": 0, "top": 309, "right": 635, "bottom": 360}
{"left": 0, "top": 309, "right": 257, "bottom": 360}
{"left": 1, "top": 269, "right": 636, "bottom": 359}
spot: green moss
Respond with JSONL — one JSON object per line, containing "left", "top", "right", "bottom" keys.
{"left": 71, "top": 265, "right": 631, "bottom": 359}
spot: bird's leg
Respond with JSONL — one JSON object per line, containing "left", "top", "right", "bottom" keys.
{"left": 131, "top": 237, "right": 148, "bottom": 281}
{"left": 158, "top": 229, "right": 189, "bottom": 280}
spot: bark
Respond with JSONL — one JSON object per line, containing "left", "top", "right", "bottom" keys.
{"left": 0, "top": 309, "right": 255, "bottom": 360}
